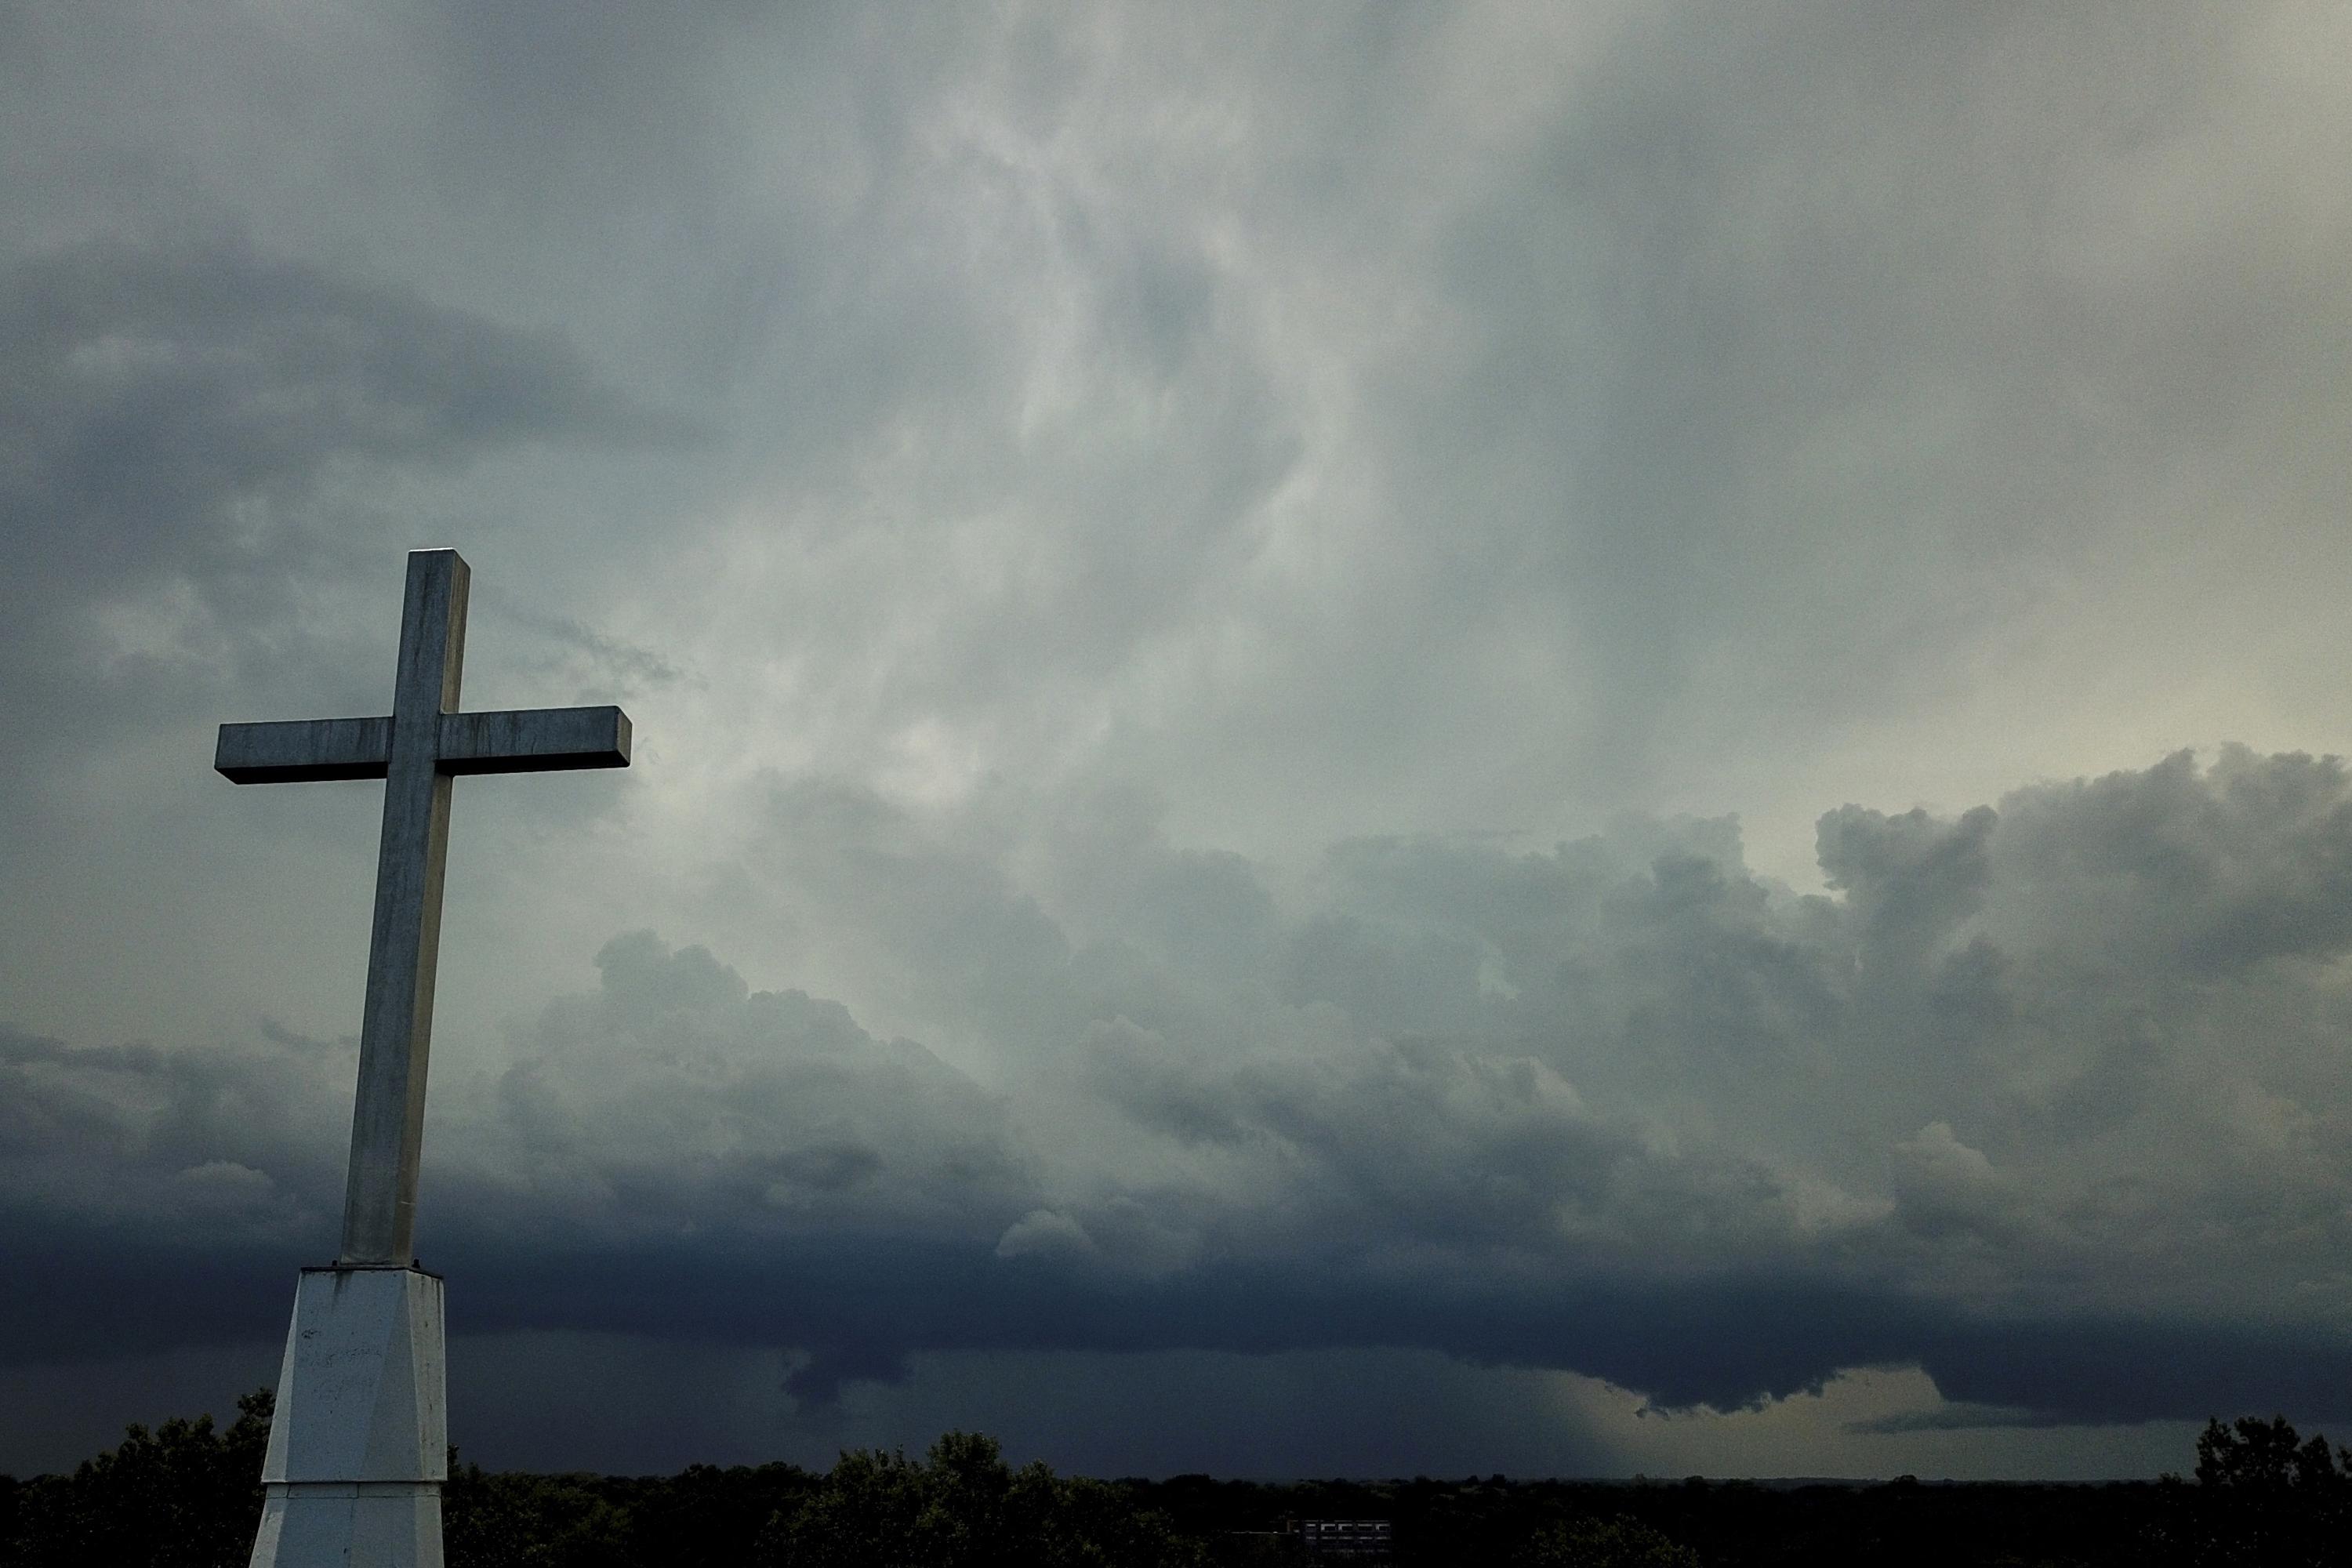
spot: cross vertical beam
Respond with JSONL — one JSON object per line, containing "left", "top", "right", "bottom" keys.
{"left": 344, "top": 548, "right": 468, "bottom": 1265}
{"left": 218, "top": 546, "right": 631, "bottom": 1265}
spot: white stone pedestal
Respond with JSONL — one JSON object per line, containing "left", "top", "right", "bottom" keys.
{"left": 249, "top": 1265, "right": 447, "bottom": 1568}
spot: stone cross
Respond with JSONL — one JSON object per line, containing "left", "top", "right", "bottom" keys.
{"left": 216, "top": 548, "right": 630, "bottom": 1264}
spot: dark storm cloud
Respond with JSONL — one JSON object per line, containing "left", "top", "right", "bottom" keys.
{"left": 7, "top": 0, "right": 2352, "bottom": 1478}
{"left": 0, "top": 1022, "right": 345, "bottom": 1365}
{"left": 448, "top": 930, "right": 1032, "bottom": 1248}
{"left": 0, "top": 237, "right": 696, "bottom": 798}
{"left": 9, "top": 750, "right": 2351, "bottom": 1427}
{"left": 0, "top": 1022, "right": 343, "bottom": 1244}
{"left": 2, "top": 238, "right": 691, "bottom": 582}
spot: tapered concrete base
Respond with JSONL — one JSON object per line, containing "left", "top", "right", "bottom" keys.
{"left": 249, "top": 1265, "right": 446, "bottom": 1568}
{"left": 251, "top": 1486, "right": 441, "bottom": 1566}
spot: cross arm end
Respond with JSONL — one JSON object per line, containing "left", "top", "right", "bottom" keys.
{"left": 216, "top": 717, "right": 394, "bottom": 784}
{"left": 437, "top": 706, "right": 632, "bottom": 775}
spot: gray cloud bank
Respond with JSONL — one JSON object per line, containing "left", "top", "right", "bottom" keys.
{"left": 9, "top": 748, "right": 2350, "bottom": 1424}
{"left": 6, "top": 0, "right": 2352, "bottom": 1477}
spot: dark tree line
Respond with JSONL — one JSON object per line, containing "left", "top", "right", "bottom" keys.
{"left": 0, "top": 1390, "right": 272, "bottom": 1568}
{"left": 3, "top": 1395, "right": 2347, "bottom": 1566}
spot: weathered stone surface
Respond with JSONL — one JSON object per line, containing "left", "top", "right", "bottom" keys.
{"left": 249, "top": 1265, "right": 446, "bottom": 1568}
{"left": 249, "top": 1486, "right": 443, "bottom": 1568}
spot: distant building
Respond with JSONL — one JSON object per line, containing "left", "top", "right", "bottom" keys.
{"left": 1294, "top": 1519, "right": 1393, "bottom": 1559}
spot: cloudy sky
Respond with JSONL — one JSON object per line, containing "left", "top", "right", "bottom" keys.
{"left": 5, "top": 0, "right": 2351, "bottom": 1483}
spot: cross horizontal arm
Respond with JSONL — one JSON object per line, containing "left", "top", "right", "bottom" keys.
{"left": 216, "top": 717, "right": 393, "bottom": 783}
{"left": 216, "top": 707, "right": 630, "bottom": 784}
{"left": 437, "top": 706, "right": 632, "bottom": 774}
